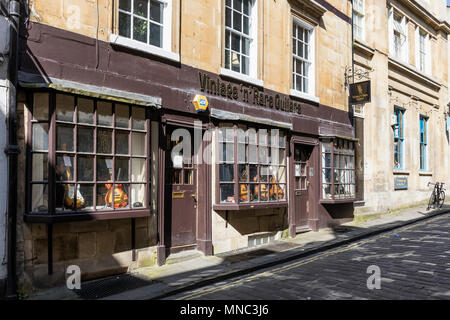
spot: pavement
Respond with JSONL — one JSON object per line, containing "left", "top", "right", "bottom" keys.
{"left": 28, "top": 201, "right": 450, "bottom": 300}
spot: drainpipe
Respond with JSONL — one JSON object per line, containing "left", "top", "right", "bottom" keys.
{"left": 4, "top": 0, "right": 20, "bottom": 299}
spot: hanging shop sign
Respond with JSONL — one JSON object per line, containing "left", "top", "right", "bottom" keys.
{"left": 198, "top": 72, "right": 303, "bottom": 115}
{"left": 349, "top": 80, "right": 371, "bottom": 104}
{"left": 193, "top": 94, "right": 208, "bottom": 112}
{"left": 394, "top": 177, "right": 408, "bottom": 190}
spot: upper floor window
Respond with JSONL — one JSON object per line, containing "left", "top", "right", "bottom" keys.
{"left": 224, "top": 0, "right": 257, "bottom": 77}
{"left": 394, "top": 107, "right": 405, "bottom": 170}
{"left": 118, "top": 0, "right": 171, "bottom": 50}
{"left": 353, "top": 0, "right": 365, "bottom": 40}
{"left": 389, "top": 9, "right": 408, "bottom": 62}
{"left": 292, "top": 19, "right": 314, "bottom": 96}
{"left": 415, "top": 27, "right": 431, "bottom": 74}
{"left": 419, "top": 115, "right": 428, "bottom": 171}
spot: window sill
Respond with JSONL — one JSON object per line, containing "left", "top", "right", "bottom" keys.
{"left": 220, "top": 68, "right": 264, "bottom": 87}
{"left": 289, "top": 89, "right": 320, "bottom": 104}
{"left": 213, "top": 201, "right": 288, "bottom": 211}
{"left": 393, "top": 170, "right": 410, "bottom": 175}
{"left": 24, "top": 209, "right": 152, "bottom": 223}
{"left": 320, "top": 198, "right": 356, "bottom": 204}
{"left": 419, "top": 171, "right": 433, "bottom": 176}
{"left": 110, "top": 34, "right": 180, "bottom": 63}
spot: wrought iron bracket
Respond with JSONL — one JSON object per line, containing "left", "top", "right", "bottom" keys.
{"left": 344, "top": 66, "right": 373, "bottom": 88}
{"left": 4, "top": 144, "right": 19, "bottom": 156}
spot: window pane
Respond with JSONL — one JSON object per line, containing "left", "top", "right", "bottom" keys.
{"left": 97, "top": 157, "right": 113, "bottom": 181}
{"left": 150, "top": 23, "right": 162, "bottom": 47}
{"left": 115, "top": 157, "right": 130, "bottom": 181}
{"left": 134, "top": 0, "right": 148, "bottom": 17}
{"left": 56, "top": 125, "right": 74, "bottom": 151}
{"left": 250, "top": 184, "right": 258, "bottom": 202}
{"left": 150, "top": 0, "right": 163, "bottom": 23}
{"left": 242, "top": 56, "right": 249, "bottom": 75}
{"left": 106, "top": 184, "right": 129, "bottom": 209}
{"left": 56, "top": 155, "right": 74, "bottom": 181}
{"left": 219, "top": 142, "right": 234, "bottom": 162}
{"left": 132, "top": 106, "right": 146, "bottom": 130}
{"left": 32, "top": 123, "right": 49, "bottom": 151}
{"left": 116, "top": 131, "right": 129, "bottom": 154}
{"left": 184, "top": 169, "right": 193, "bottom": 184}
{"left": 78, "top": 185, "right": 94, "bottom": 210}
{"left": 219, "top": 164, "right": 234, "bottom": 182}
{"left": 132, "top": 158, "right": 146, "bottom": 182}
{"left": 77, "top": 127, "right": 94, "bottom": 153}
{"left": 233, "top": 11, "right": 242, "bottom": 32}
{"left": 132, "top": 132, "right": 146, "bottom": 156}
{"left": 115, "top": 104, "right": 129, "bottom": 128}
{"left": 56, "top": 94, "right": 74, "bottom": 122}
{"left": 96, "top": 184, "right": 109, "bottom": 210}
{"left": 259, "top": 184, "right": 268, "bottom": 201}
{"left": 220, "top": 184, "right": 235, "bottom": 203}
{"left": 277, "top": 166, "right": 286, "bottom": 183}
{"left": 32, "top": 153, "right": 48, "bottom": 181}
{"left": 238, "top": 143, "right": 246, "bottom": 163}
{"left": 131, "top": 184, "right": 146, "bottom": 208}
{"left": 240, "top": 184, "right": 249, "bottom": 202}
{"left": 260, "top": 166, "right": 269, "bottom": 182}
{"left": 97, "top": 101, "right": 113, "bottom": 126}
{"left": 33, "top": 93, "right": 49, "bottom": 120}
{"left": 323, "top": 184, "right": 331, "bottom": 199}
{"left": 78, "top": 156, "right": 94, "bottom": 181}
{"left": 259, "top": 146, "right": 268, "bottom": 164}
{"left": 31, "top": 184, "right": 48, "bottom": 212}
{"left": 97, "top": 129, "right": 112, "bottom": 154}
{"left": 243, "top": 16, "right": 249, "bottom": 35}
{"left": 172, "top": 169, "right": 182, "bottom": 184}
{"left": 239, "top": 164, "right": 247, "bottom": 182}
{"left": 133, "top": 17, "right": 148, "bottom": 43}
{"left": 249, "top": 164, "right": 257, "bottom": 182}
{"left": 119, "top": 12, "right": 131, "bottom": 38}
{"left": 119, "top": 0, "right": 131, "bottom": 11}
{"left": 77, "top": 98, "right": 94, "bottom": 124}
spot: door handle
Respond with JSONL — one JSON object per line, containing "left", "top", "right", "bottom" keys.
{"left": 192, "top": 194, "right": 197, "bottom": 202}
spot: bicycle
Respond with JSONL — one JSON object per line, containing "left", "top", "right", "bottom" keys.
{"left": 427, "top": 182, "right": 446, "bottom": 210}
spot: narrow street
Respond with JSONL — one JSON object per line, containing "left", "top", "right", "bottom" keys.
{"left": 165, "top": 213, "right": 450, "bottom": 300}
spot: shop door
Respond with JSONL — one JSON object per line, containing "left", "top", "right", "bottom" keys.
{"left": 293, "top": 144, "right": 313, "bottom": 229}
{"left": 165, "top": 126, "right": 197, "bottom": 249}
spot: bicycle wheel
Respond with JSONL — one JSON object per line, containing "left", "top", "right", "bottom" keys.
{"left": 438, "top": 190, "right": 445, "bottom": 208}
{"left": 427, "top": 192, "right": 435, "bottom": 210}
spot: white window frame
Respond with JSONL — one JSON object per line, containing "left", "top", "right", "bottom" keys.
{"left": 353, "top": 0, "right": 365, "bottom": 41}
{"left": 290, "top": 17, "right": 318, "bottom": 104}
{"left": 389, "top": 8, "right": 408, "bottom": 63}
{"left": 221, "top": 0, "right": 262, "bottom": 86}
{"left": 110, "top": 0, "right": 179, "bottom": 62}
{"left": 415, "top": 26, "right": 431, "bottom": 75}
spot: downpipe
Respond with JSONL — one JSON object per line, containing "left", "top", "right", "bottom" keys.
{"left": 4, "top": 0, "right": 20, "bottom": 299}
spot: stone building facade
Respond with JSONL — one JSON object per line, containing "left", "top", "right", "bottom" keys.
{"left": 352, "top": 0, "right": 450, "bottom": 217}
{"left": 10, "top": 0, "right": 358, "bottom": 291}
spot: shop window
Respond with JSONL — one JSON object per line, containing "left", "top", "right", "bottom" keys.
{"left": 28, "top": 92, "right": 150, "bottom": 218}
{"left": 419, "top": 115, "right": 428, "bottom": 171}
{"left": 321, "top": 138, "right": 355, "bottom": 200}
{"left": 118, "top": 0, "right": 171, "bottom": 50}
{"left": 224, "top": 0, "right": 257, "bottom": 77}
{"left": 218, "top": 124, "right": 286, "bottom": 205}
{"left": 394, "top": 107, "right": 405, "bottom": 170}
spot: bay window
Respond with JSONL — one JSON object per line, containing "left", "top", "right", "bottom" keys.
{"left": 218, "top": 124, "right": 287, "bottom": 206}
{"left": 321, "top": 138, "right": 356, "bottom": 200}
{"left": 28, "top": 92, "right": 151, "bottom": 221}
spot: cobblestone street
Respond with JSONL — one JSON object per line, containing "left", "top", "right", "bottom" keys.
{"left": 167, "top": 213, "right": 450, "bottom": 300}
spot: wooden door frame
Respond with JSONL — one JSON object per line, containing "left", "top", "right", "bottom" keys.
{"left": 157, "top": 114, "right": 212, "bottom": 265}
{"left": 288, "top": 136, "right": 319, "bottom": 238}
